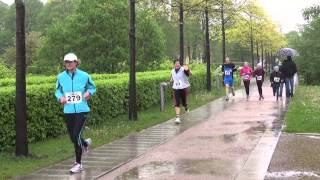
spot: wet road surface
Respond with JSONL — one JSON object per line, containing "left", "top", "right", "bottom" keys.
{"left": 99, "top": 83, "right": 288, "bottom": 180}
{"left": 265, "top": 133, "right": 320, "bottom": 180}
{"left": 18, "top": 83, "right": 288, "bottom": 180}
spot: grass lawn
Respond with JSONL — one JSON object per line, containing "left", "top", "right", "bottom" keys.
{"left": 284, "top": 85, "right": 320, "bottom": 133}
{"left": 0, "top": 89, "right": 224, "bottom": 179}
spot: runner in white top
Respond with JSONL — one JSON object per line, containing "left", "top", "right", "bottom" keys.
{"left": 170, "top": 59, "right": 191, "bottom": 124}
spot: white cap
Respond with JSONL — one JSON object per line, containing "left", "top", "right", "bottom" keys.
{"left": 274, "top": 66, "right": 279, "bottom": 71}
{"left": 63, "top": 53, "right": 77, "bottom": 61}
{"left": 257, "top": 63, "right": 262, "bottom": 67}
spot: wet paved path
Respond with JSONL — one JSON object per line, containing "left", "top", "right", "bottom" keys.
{"left": 18, "top": 83, "right": 288, "bottom": 180}
{"left": 265, "top": 133, "right": 320, "bottom": 180}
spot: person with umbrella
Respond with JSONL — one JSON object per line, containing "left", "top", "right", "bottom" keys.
{"left": 278, "top": 48, "right": 298, "bottom": 98}
{"left": 280, "top": 56, "right": 297, "bottom": 97}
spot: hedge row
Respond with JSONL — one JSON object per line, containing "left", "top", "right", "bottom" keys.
{"left": 0, "top": 63, "right": 207, "bottom": 87}
{"left": 0, "top": 67, "right": 222, "bottom": 151}
{"left": 0, "top": 70, "right": 175, "bottom": 87}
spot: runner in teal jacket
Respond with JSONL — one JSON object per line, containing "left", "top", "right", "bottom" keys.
{"left": 55, "top": 53, "right": 96, "bottom": 173}
{"left": 55, "top": 68, "right": 96, "bottom": 113}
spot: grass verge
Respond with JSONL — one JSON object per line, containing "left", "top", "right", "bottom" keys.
{"left": 284, "top": 85, "right": 320, "bottom": 133}
{"left": 0, "top": 89, "right": 224, "bottom": 179}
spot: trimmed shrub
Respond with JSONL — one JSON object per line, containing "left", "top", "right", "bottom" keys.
{"left": 0, "top": 67, "right": 214, "bottom": 151}
{"left": 0, "top": 70, "right": 172, "bottom": 87}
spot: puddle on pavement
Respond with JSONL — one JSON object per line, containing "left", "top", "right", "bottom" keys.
{"left": 266, "top": 171, "right": 320, "bottom": 178}
{"left": 223, "top": 133, "right": 239, "bottom": 143}
{"left": 115, "top": 159, "right": 235, "bottom": 179}
{"left": 306, "top": 135, "right": 320, "bottom": 140}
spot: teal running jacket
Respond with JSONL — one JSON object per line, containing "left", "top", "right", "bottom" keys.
{"left": 55, "top": 69, "right": 96, "bottom": 114}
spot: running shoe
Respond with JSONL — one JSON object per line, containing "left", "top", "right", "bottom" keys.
{"left": 70, "top": 163, "right": 83, "bottom": 173}
{"left": 84, "top": 138, "right": 92, "bottom": 153}
{"left": 175, "top": 117, "right": 181, "bottom": 124}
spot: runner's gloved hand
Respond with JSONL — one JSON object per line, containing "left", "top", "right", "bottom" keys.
{"left": 84, "top": 92, "right": 91, "bottom": 101}
{"left": 60, "top": 97, "right": 67, "bottom": 104}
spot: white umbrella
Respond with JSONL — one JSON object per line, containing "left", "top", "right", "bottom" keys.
{"left": 277, "top": 48, "right": 299, "bottom": 57}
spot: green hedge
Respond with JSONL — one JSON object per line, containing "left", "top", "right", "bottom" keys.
{"left": 0, "top": 64, "right": 207, "bottom": 87}
{"left": 0, "top": 70, "right": 172, "bottom": 87}
{"left": 0, "top": 67, "right": 220, "bottom": 151}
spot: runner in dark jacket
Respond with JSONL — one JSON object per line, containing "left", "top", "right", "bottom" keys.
{"left": 270, "top": 66, "right": 284, "bottom": 101}
{"left": 253, "top": 63, "right": 265, "bottom": 100}
{"left": 221, "top": 57, "right": 237, "bottom": 100}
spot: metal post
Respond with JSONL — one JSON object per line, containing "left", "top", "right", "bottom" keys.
{"left": 160, "top": 82, "right": 168, "bottom": 112}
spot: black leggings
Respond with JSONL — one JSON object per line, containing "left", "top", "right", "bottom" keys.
{"left": 243, "top": 80, "right": 250, "bottom": 95}
{"left": 256, "top": 81, "right": 263, "bottom": 96}
{"left": 64, "top": 113, "right": 88, "bottom": 164}
{"left": 173, "top": 88, "right": 188, "bottom": 108}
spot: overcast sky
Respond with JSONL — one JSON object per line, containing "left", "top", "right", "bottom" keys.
{"left": 1, "top": 0, "right": 319, "bottom": 34}
{"left": 258, "top": 0, "right": 320, "bottom": 33}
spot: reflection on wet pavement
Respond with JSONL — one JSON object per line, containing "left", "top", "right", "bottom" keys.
{"left": 99, "top": 84, "right": 289, "bottom": 180}
{"left": 115, "top": 159, "right": 238, "bottom": 180}
{"left": 19, "top": 83, "right": 289, "bottom": 180}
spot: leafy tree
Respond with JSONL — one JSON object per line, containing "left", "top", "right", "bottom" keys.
{"left": 36, "top": 0, "right": 76, "bottom": 34}
{"left": 1, "top": 31, "right": 41, "bottom": 67}
{"left": 290, "top": 12, "right": 320, "bottom": 84}
{"left": 37, "top": 0, "right": 166, "bottom": 74}
{"left": 303, "top": 5, "right": 320, "bottom": 22}
{"left": 136, "top": 10, "right": 166, "bottom": 71}
{"left": 25, "top": 0, "right": 44, "bottom": 32}
{"left": 0, "top": 2, "right": 13, "bottom": 54}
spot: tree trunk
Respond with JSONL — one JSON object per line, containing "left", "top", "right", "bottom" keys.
{"left": 250, "top": 16, "right": 254, "bottom": 69}
{"left": 187, "top": 43, "right": 191, "bottom": 63}
{"left": 129, "top": 0, "right": 137, "bottom": 121}
{"left": 179, "top": 1, "right": 184, "bottom": 64}
{"left": 15, "top": 0, "right": 28, "bottom": 156}
{"left": 256, "top": 41, "right": 259, "bottom": 64}
{"left": 265, "top": 51, "right": 268, "bottom": 75}
{"left": 221, "top": 2, "right": 226, "bottom": 63}
{"left": 205, "top": 3, "right": 211, "bottom": 91}
{"left": 261, "top": 43, "right": 264, "bottom": 69}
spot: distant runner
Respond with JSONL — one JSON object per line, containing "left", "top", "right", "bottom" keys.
{"left": 55, "top": 53, "right": 96, "bottom": 173}
{"left": 253, "top": 63, "right": 265, "bottom": 100}
{"left": 270, "top": 66, "right": 284, "bottom": 101}
{"left": 170, "top": 59, "right": 191, "bottom": 124}
{"left": 222, "top": 57, "right": 237, "bottom": 100}
{"left": 240, "top": 62, "right": 253, "bottom": 99}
